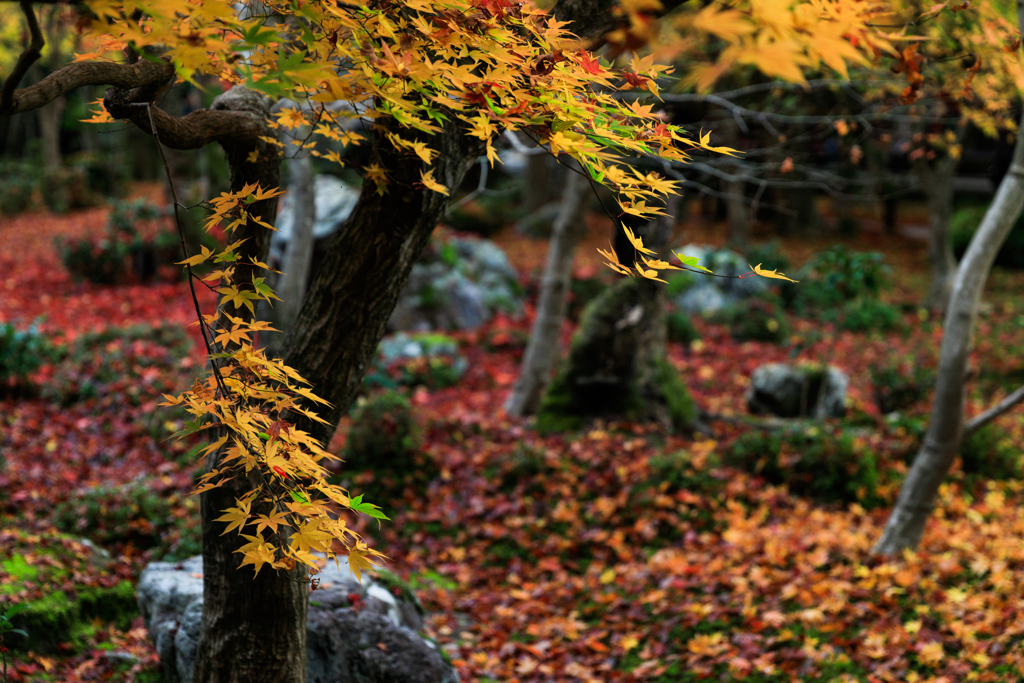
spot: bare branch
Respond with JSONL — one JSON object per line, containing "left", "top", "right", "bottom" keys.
{"left": 963, "top": 385, "right": 1024, "bottom": 440}
{"left": 0, "top": 1, "right": 45, "bottom": 113}
{"left": 1, "top": 58, "right": 174, "bottom": 116}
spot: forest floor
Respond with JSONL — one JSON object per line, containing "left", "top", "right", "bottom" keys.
{"left": 1, "top": 188, "right": 1024, "bottom": 682}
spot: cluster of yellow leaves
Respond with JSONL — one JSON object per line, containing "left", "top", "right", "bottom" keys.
{"left": 162, "top": 183, "right": 386, "bottom": 579}
{"left": 861, "top": 0, "right": 1024, "bottom": 134}
{"left": 73, "top": 0, "right": 879, "bottom": 221}
{"left": 598, "top": 226, "right": 799, "bottom": 284}
{"left": 666, "top": 0, "right": 897, "bottom": 91}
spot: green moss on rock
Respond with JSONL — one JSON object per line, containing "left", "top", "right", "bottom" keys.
{"left": 536, "top": 278, "right": 697, "bottom": 434}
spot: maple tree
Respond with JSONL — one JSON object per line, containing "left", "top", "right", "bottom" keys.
{"left": 15, "top": 0, "right": 1024, "bottom": 680}
{"left": 0, "top": 0, "right": 883, "bottom": 680}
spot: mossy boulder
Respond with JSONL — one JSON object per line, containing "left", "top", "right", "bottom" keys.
{"left": 536, "top": 277, "right": 697, "bottom": 434}
{"left": 1, "top": 529, "right": 139, "bottom": 653}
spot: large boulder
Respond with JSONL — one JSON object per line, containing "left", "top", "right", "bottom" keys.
{"left": 746, "top": 363, "right": 848, "bottom": 419}
{"left": 672, "top": 244, "right": 769, "bottom": 315}
{"left": 269, "top": 174, "right": 361, "bottom": 267}
{"left": 388, "top": 235, "right": 523, "bottom": 332}
{"left": 137, "top": 556, "right": 456, "bottom": 683}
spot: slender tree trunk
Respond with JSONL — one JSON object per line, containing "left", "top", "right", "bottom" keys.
{"left": 873, "top": 90, "right": 1024, "bottom": 556}
{"left": 505, "top": 165, "right": 589, "bottom": 417}
{"left": 919, "top": 155, "right": 959, "bottom": 312}
{"left": 725, "top": 176, "right": 747, "bottom": 250}
{"left": 524, "top": 147, "right": 551, "bottom": 215}
{"left": 38, "top": 96, "right": 63, "bottom": 169}
{"left": 265, "top": 153, "right": 316, "bottom": 359}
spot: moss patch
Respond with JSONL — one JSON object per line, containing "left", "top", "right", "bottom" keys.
{"left": 536, "top": 278, "right": 696, "bottom": 434}
{"left": 0, "top": 527, "right": 139, "bottom": 653}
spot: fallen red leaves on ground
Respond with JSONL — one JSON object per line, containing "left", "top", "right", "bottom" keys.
{"left": 2, "top": 195, "right": 1024, "bottom": 682}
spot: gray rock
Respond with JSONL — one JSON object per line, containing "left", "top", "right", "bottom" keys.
{"left": 672, "top": 244, "right": 769, "bottom": 314}
{"left": 271, "top": 174, "right": 361, "bottom": 266}
{"left": 674, "top": 284, "right": 735, "bottom": 315}
{"left": 746, "top": 363, "right": 848, "bottom": 419}
{"left": 137, "top": 556, "right": 453, "bottom": 683}
{"left": 387, "top": 235, "right": 522, "bottom": 332}
{"left": 375, "top": 332, "right": 468, "bottom": 384}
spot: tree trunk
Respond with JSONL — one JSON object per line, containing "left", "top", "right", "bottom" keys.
{"left": 535, "top": 204, "right": 700, "bottom": 434}
{"left": 265, "top": 153, "right": 316, "bottom": 359}
{"left": 523, "top": 147, "right": 551, "bottom": 215}
{"left": 174, "top": 87, "right": 311, "bottom": 683}
{"left": 281, "top": 119, "right": 483, "bottom": 445}
{"left": 873, "top": 105, "right": 1024, "bottom": 557}
{"left": 505, "top": 164, "right": 589, "bottom": 417}
{"left": 37, "top": 95, "right": 63, "bottom": 169}
{"left": 919, "top": 155, "right": 959, "bottom": 312}
{"left": 725, "top": 176, "right": 747, "bottom": 250}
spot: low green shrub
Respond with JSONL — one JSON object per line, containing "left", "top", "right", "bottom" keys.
{"left": 665, "top": 270, "right": 696, "bottom": 299}
{"left": 961, "top": 423, "right": 1020, "bottom": 482}
{"left": 725, "top": 425, "right": 882, "bottom": 506}
{"left": 53, "top": 480, "right": 172, "bottom": 550}
{"left": 43, "top": 323, "right": 192, "bottom": 405}
{"left": 344, "top": 390, "right": 424, "bottom": 474}
{"left": 0, "top": 320, "right": 55, "bottom": 395}
{"left": 833, "top": 298, "right": 902, "bottom": 333}
{"left": 58, "top": 199, "right": 183, "bottom": 284}
{"left": 782, "top": 246, "right": 891, "bottom": 313}
{"left": 871, "top": 358, "right": 935, "bottom": 414}
{"left": 718, "top": 297, "right": 790, "bottom": 344}
{"left": 40, "top": 166, "right": 95, "bottom": 214}
{"left": 0, "top": 161, "right": 38, "bottom": 215}
{"left": 666, "top": 310, "right": 700, "bottom": 345}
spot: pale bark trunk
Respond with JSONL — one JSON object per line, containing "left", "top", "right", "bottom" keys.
{"left": 919, "top": 154, "right": 959, "bottom": 312}
{"left": 524, "top": 148, "right": 551, "bottom": 215}
{"left": 505, "top": 165, "right": 589, "bottom": 417}
{"left": 265, "top": 153, "right": 316, "bottom": 359}
{"left": 873, "top": 89, "right": 1024, "bottom": 556}
{"left": 38, "top": 95, "right": 63, "bottom": 169}
{"left": 725, "top": 176, "right": 747, "bottom": 250}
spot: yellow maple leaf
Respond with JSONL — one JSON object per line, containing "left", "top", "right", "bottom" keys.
{"left": 348, "top": 542, "right": 383, "bottom": 584}
{"left": 419, "top": 169, "right": 449, "bottom": 195}
{"left": 641, "top": 255, "right": 680, "bottom": 271}
{"left": 622, "top": 225, "right": 656, "bottom": 255}
{"left": 749, "top": 263, "right": 799, "bottom": 283}
{"left": 635, "top": 263, "right": 667, "bottom": 283}
{"left": 235, "top": 533, "right": 277, "bottom": 577}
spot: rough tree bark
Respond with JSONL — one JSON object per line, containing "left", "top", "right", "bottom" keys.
{"left": 505, "top": 164, "right": 589, "bottom": 417}
{"left": 873, "top": 57, "right": 1024, "bottom": 555}
{"left": 918, "top": 153, "right": 959, "bottom": 312}
{"left": 280, "top": 119, "right": 483, "bottom": 444}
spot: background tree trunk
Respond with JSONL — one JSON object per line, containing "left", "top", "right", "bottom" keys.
{"left": 265, "top": 153, "right": 316, "bottom": 360}
{"left": 919, "top": 154, "right": 959, "bottom": 312}
{"left": 523, "top": 149, "right": 551, "bottom": 216}
{"left": 873, "top": 102, "right": 1024, "bottom": 557}
{"left": 535, "top": 201, "right": 699, "bottom": 434}
{"left": 505, "top": 164, "right": 589, "bottom": 417}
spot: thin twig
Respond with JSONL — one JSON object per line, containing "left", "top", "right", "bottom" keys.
{"left": 963, "top": 384, "right": 1024, "bottom": 439}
